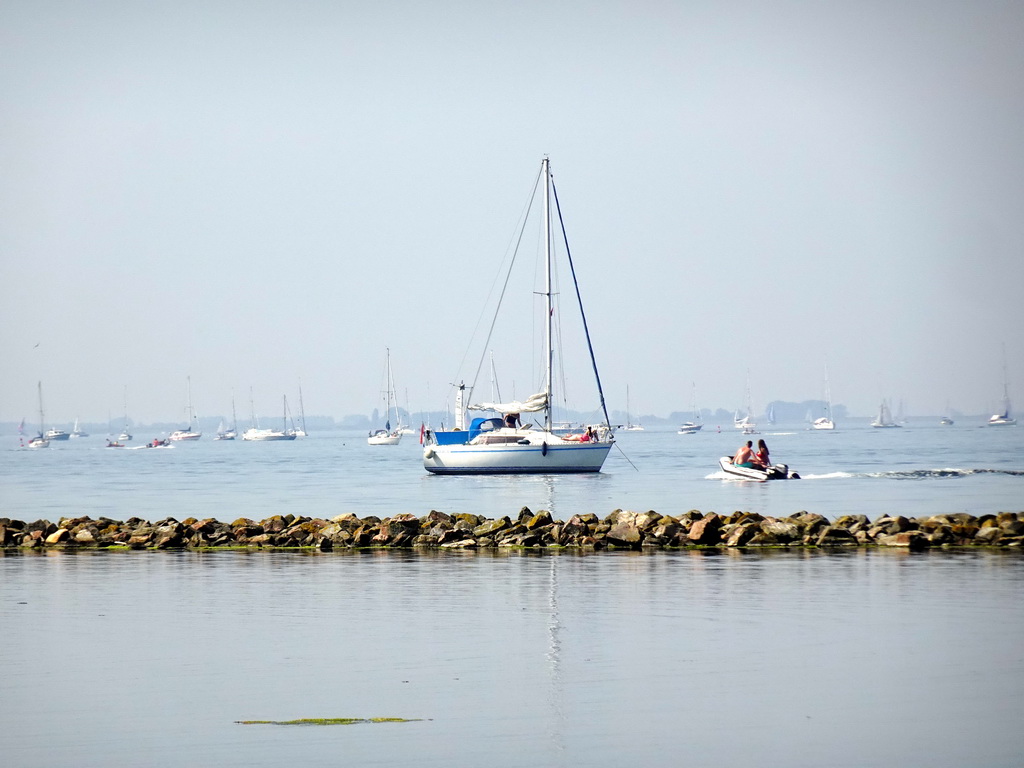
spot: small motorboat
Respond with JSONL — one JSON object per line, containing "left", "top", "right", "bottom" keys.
{"left": 718, "top": 456, "right": 799, "bottom": 481}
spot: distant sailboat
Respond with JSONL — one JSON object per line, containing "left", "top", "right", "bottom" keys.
{"left": 242, "top": 390, "right": 297, "bottom": 441}
{"left": 169, "top": 376, "right": 202, "bottom": 440}
{"left": 215, "top": 393, "right": 238, "bottom": 440}
{"left": 988, "top": 346, "right": 1016, "bottom": 426}
{"left": 735, "top": 371, "right": 757, "bottom": 433}
{"left": 623, "top": 385, "right": 644, "bottom": 431}
{"left": 70, "top": 417, "right": 89, "bottom": 438}
{"left": 27, "top": 382, "right": 49, "bottom": 448}
{"left": 812, "top": 364, "right": 836, "bottom": 430}
{"left": 678, "top": 382, "right": 703, "bottom": 434}
{"left": 871, "top": 399, "right": 901, "bottom": 428}
{"left": 118, "top": 386, "right": 133, "bottom": 442}
{"left": 369, "top": 348, "right": 402, "bottom": 445}
{"left": 293, "top": 382, "right": 308, "bottom": 437}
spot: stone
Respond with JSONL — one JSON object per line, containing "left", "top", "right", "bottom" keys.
{"left": 526, "top": 511, "right": 553, "bottom": 530}
{"left": 606, "top": 519, "right": 641, "bottom": 547}
{"left": 816, "top": 527, "right": 858, "bottom": 547}
{"left": 45, "top": 528, "right": 70, "bottom": 545}
{"left": 688, "top": 513, "right": 723, "bottom": 545}
{"left": 473, "top": 517, "right": 511, "bottom": 538}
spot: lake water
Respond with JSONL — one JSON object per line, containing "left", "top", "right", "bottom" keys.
{"left": 2, "top": 423, "right": 1023, "bottom": 767}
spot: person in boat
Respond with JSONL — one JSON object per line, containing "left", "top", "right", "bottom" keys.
{"left": 752, "top": 439, "right": 770, "bottom": 469}
{"left": 579, "top": 426, "right": 595, "bottom": 442}
{"left": 732, "top": 440, "right": 755, "bottom": 468}
{"left": 503, "top": 412, "right": 521, "bottom": 429}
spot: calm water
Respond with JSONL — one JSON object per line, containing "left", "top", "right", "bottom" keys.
{"left": 3, "top": 548, "right": 1023, "bottom": 767}
{"left": 2, "top": 424, "right": 1023, "bottom": 767}
{"left": 2, "top": 421, "right": 1023, "bottom": 523}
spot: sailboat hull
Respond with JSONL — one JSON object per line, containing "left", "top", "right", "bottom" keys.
{"left": 812, "top": 418, "right": 835, "bottom": 430}
{"left": 424, "top": 439, "right": 611, "bottom": 474}
{"left": 169, "top": 431, "right": 202, "bottom": 441}
{"left": 987, "top": 416, "right": 1017, "bottom": 426}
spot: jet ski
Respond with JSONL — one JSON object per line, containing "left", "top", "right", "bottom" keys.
{"left": 718, "top": 456, "right": 799, "bottom": 481}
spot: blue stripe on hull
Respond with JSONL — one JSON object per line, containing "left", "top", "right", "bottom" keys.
{"left": 425, "top": 466, "right": 604, "bottom": 475}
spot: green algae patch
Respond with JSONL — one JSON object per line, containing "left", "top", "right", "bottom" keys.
{"left": 236, "top": 717, "right": 422, "bottom": 726}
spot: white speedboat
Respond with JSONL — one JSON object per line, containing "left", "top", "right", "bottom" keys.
{"left": 45, "top": 428, "right": 71, "bottom": 441}
{"left": 718, "top": 456, "right": 799, "bottom": 481}
{"left": 423, "top": 158, "right": 614, "bottom": 474}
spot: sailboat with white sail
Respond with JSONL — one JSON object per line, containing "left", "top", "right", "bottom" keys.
{"left": 215, "top": 393, "right": 238, "bottom": 440}
{"left": 369, "top": 348, "right": 402, "bottom": 445}
{"left": 169, "top": 376, "right": 202, "bottom": 440}
{"left": 70, "top": 417, "right": 89, "bottom": 438}
{"left": 422, "top": 157, "right": 614, "bottom": 474}
{"left": 871, "top": 399, "right": 901, "bottom": 428}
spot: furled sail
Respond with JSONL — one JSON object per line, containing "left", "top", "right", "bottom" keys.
{"left": 468, "top": 392, "right": 548, "bottom": 413}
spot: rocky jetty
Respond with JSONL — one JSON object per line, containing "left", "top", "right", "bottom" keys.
{"left": 2, "top": 509, "right": 1023, "bottom": 551}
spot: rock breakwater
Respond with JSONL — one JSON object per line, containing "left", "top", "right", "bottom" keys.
{"left": 2, "top": 509, "right": 1023, "bottom": 551}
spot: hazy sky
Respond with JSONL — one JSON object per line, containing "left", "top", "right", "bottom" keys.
{"left": 3, "top": 0, "right": 1023, "bottom": 425}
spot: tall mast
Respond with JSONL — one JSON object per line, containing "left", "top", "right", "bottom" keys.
{"left": 542, "top": 157, "right": 553, "bottom": 433}
{"left": 38, "top": 381, "right": 45, "bottom": 435}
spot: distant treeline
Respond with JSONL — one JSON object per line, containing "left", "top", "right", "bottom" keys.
{"left": 4, "top": 401, "right": 989, "bottom": 436}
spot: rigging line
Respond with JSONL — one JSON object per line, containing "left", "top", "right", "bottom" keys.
{"left": 550, "top": 175, "right": 612, "bottom": 429}
{"left": 467, "top": 164, "right": 543, "bottom": 403}
{"left": 613, "top": 441, "right": 639, "bottom": 471}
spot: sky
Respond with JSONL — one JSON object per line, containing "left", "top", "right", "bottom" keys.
{"left": 2, "top": 0, "right": 1023, "bottom": 425}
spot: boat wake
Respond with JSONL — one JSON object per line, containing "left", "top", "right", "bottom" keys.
{"left": 709, "top": 467, "right": 1023, "bottom": 482}
{"left": 800, "top": 468, "right": 1024, "bottom": 481}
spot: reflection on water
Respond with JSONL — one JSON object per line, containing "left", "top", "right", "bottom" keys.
{"left": 2, "top": 548, "right": 1022, "bottom": 768}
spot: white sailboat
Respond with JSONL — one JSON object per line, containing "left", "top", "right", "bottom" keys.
{"left": 118, "top": 386, "right": 133, "bottom": 441}
{"left": 169, "top": 376, "right": 202, "bottom": 440}
{"left": 293, "top": 382, "right": 308, "bottom": 437}
{"left": 242, "top": 391, "right": 297, "bottom": 441}
{"left": 215, "top": 393, "right": 238, "bottom": 440}
{"left": 871, "top": 399, "right": 901, "bottom": 428}
{"left": 27, "top": 382, "right": 49, "bottom": 448}
{"left": 70, "top": 417, "right": 89, "bottom": 438}
{"left": 422, "top": 158, "right": 614, "bottom": 474}
{"left": 678, "top": 382, "right": 703, "bottom": 434}
{"left": 988, "top": 347, "right": 1016, "bottom": 426}
{"left": 622, "top": 385, "right": 644, "bottom": 431}
{"left": 369, "top": 348, "right": 402, "bottom": 445}
{"left": 735, "top": 371, "right": 757, "bottom": 433}
{"left": 812, "top": 364, "right": 836, "bottom": 430}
